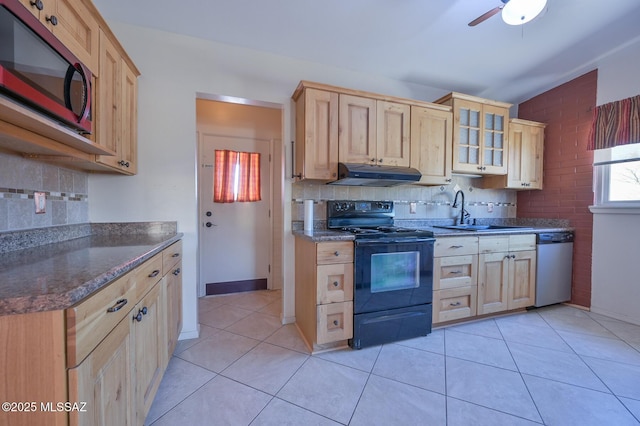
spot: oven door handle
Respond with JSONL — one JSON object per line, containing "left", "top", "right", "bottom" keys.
{"left": 355, "top": 237, "right": 434, "bottom": 246}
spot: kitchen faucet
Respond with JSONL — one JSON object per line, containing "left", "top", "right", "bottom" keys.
{"left": 452, "top": 190, "right": 470, "bottom": 225}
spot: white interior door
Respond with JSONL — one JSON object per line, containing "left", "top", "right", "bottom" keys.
{"left": 198, "top": 133, "right": 272, "bottom": 294}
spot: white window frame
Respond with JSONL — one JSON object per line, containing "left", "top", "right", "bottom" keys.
{"left": 592, "top": 143, "right": 640, "bottom": 209}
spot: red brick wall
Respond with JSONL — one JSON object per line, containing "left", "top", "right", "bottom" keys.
{"left": 517, "top": 70, "right": 597, "bottom": 307}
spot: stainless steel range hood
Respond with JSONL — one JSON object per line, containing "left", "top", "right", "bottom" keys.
{"left": 328, "top": 163, "right": 421, "bottom": 187}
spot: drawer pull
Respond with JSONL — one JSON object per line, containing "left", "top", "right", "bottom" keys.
{"left": 450, "top": 301, "right": 462, "bottom": 307}
{"left": 173, "top": 268, "right": 181, "bottom": 276}
{"left": 148, "top": 269, "right": 160, "bottom": 278}
{"left": 172, "top": 253, "right": 180, "bottom": 258}
{"left": 334, "top": 251, "right": 340, "bottom": 256}
{"left": 333, "top": 281, "right": 339, "bottom": 287}
{"left": 450, "top": 245, "right": 463, "bottom": 249}
{"left": 107, "top": 298, "right": 128, "bottom": 313}
{"left": 450, "top": 270, "right": 462, "bottom": 275}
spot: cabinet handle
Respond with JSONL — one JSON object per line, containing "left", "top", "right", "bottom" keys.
{"left": 333, "top": 281, "right": 339, "bottom": 287}
{"left": 46, "top": 15, "right": 58, "bottom": 26}
{"left": 148, "top": 269, "right": 160, "bottom": 278}
{"left": 172, "top": 253, "right": 180, "bottom": 258}
{"left": 30, "top": 0, "right": 43, "bottom": 10}
{"left": 450, "top": 301, "right": 462, "bottom": 307}
{"left": 107, "top": 298, "right": 128, "bottom": 313}
{"left": 445, "top": 179, "right": 452, "bottom": 183}
{"left": 450, "top": 270, "right": 462, "bottom": 275}
{"left": 334, "top": 251, "right": 340, "bottom": 257}
{"left": 450, "top": 245, "right": 463, "bottom": 249}
{"left": 173, "top": 268, "right": 181, "bottom": 276}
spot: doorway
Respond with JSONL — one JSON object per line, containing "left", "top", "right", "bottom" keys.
{"left": 196, "top": 98, "right": 282, "bottom": 297}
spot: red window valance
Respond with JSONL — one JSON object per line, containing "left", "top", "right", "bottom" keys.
{"left": 588, "top": 94, "right": 640, "bottom": 150}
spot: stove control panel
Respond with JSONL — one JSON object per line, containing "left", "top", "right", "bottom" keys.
{"left": 328, "top": 200, "right": 394, "bottom": 215}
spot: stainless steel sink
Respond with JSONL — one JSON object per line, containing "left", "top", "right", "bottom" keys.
{"left": 433, "top": 224, "right": 534, "bottom": 232}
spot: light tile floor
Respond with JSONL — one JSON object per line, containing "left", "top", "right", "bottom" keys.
{"left": 146, "top": 290, "right": 640, "bottom": 425}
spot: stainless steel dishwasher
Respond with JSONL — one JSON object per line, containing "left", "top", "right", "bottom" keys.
{"left": 534, "top": 231, "right": 574, "bottom": 307}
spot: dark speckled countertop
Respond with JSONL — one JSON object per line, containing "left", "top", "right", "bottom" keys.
{"left": 0, "top": 225, "right": 182, "bottom": 316}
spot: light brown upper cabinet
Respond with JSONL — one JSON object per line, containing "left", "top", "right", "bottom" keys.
{"left": 292, "top": 87, "right": 339, "bottom": 180}
{"left": 338, "top": 96, "right": 410, "bottom": 167}
{"left": 94, "top": 29, "right": 139, "bottom": 175}
{"left": 435, "top": 92, "right": 511, "bottom": 175}
{"left": 482, "top": 118, "right": 545, "bottom": 190}
{"left": 19, "top": 0, "right": 100, "bottom": 74}
{"left": 410, "top": 105, "right": 453, "bottom": 185}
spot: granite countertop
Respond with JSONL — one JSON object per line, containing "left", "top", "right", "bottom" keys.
{"left": 293, "top": 222, "right": 574, "bottom": 242}
{"left": 0, "top": 228, "right": 182, "bottom": 316}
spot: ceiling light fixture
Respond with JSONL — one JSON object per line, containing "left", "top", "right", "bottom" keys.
{"left": 502, "top": 0, "right": 548, "bottom": 25}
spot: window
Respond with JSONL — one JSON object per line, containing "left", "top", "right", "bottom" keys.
{"left": 594, "top": 143, "right": 640, "bottom": 206}
{"left": 213, "top": 150, "right": 261, "bottom": 203}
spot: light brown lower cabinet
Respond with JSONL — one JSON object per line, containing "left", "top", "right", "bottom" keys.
{"left": 295, "top": 238, "right": 353, "bottom": 352}
{"left": 433, "top": 234, "right": 537, "bottom": 326}
{"left": 0, "top": 240, "right": 182, "bottom": 426}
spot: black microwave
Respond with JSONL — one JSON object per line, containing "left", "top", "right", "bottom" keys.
{"left": 0, "top": 0, "right": 92, "bottom": 134}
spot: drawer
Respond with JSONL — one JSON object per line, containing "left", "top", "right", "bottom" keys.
{"left": 509, "top": 234, "right": 536, "bottom": 251}
{"left": 317, "top": 302, "right": 353, "bottom": 344}
{"left": 316, "top": 241, "right": 353, "bottom": 264}
{"left": 162, "top": 240, "right": 183, "bottom": 274}
{"left": 479, "top": 236, "right": 509, "bottom": 254}
{"left": 66, "top": 270, "right": 136, "bottom": 367}
{"left": 135, "top": 253, "right": 163, "bottom": 300}
{"left": 433, "top": 254, "right": 478, "bottom": 290}
{"left": 434, "top": 237, "right": 478, "bottom": 257}
{"left": 433, "top": 286, "right": 477, "bottom": 324}
{"left": 317, "top": 263, "right": 353, "bottom": 304}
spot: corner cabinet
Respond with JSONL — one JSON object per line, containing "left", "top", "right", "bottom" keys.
{"left": 295, "top": 237, "right": 353, "bottom": 353}
{"left": 482, "top": 118, "right": 545, "bottom": 190}
{"left": 435, "top": 92, "right": 511, "bottom": 175}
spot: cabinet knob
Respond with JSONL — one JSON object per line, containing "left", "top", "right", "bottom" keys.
{"left": 370, "top": 158, "right": 376, "bottom": 163}
{"left": 173, "top": 268, "right": 181, "bottom": 276}
{"left": 378, "top": 158, "right": 383, "bottom": 163}
{"left": 334, "top": 251, "right": 339, "bottom": 256}
{"left": 141, "top": 306, "right": 148, "bottom": 315}
{"left": 333, "top": 281, "right": 339, "bottom": 287}
{"left": 134, "top": 312, "right": 143, "bottom": 322}
{"left": 30, "top": 0, "right": 43, "bottom": 10}
{"left": 333, "top": 320, "right": 339, "bottom": 326}
{"left": 46, "top": 15, "right": 58, "bottom": 26}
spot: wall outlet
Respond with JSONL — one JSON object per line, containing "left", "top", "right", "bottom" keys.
{"left": 34, "top": 192, "right": 46, "bottom": 214}
{"left": 487, "top": 202, "right": 494, "bottom": 213}
{"left": 410, "top": 202, "right": 417, "bottom": 214}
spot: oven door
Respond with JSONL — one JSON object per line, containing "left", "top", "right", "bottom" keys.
{"left": 354, "top": 237, "right": 434, "bottom": 314}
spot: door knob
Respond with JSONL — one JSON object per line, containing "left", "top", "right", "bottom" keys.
{"left": 206, "top": 211, "right": 212, "bottom": 217}
{"left": 206, "top": 222, "right": 213, "bottom": 228}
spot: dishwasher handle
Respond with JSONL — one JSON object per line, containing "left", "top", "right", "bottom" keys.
{"left": 537, "top": 232, "right": 574, "bottom": 244}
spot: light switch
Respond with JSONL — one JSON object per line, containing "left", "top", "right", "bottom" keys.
{"left": 34, "top": 192, "right": 46, "bottom": 214}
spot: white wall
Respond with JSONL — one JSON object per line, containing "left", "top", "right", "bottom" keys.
{"left": 88, "top": 23, "right": 447, "bottom": 337}
{"left": 590, "top": 38, "right": 640, "bottom": 325}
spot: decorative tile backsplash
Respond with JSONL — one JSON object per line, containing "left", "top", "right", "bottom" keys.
{"left": 291, "top": 175, "right": 518, "bottom": 226}
{"left": 0, "top": 152, "right": 89, "bottom": 231}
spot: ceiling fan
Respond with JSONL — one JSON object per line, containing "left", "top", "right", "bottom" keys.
{"left": 468, "top": 0, "right": 548, "bottom": 27}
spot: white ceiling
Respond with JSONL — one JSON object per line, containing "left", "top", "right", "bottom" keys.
{"left": 92, "top": 0, "right": 640, "bottom": 104}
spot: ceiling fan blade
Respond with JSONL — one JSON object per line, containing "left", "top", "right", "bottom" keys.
{"left": 468, "top": 6, "right": 502, "bottom": 27}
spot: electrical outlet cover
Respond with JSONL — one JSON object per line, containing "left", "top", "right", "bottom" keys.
{"left": 34, "top": 192, "right": 46, "bottom": 214}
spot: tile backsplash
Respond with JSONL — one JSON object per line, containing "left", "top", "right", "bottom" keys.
{"left": 0, "top": 152, "right": 89, "bottom": 231}
{"left": 292, "top": 176, "right": 517, "bottom": 226}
